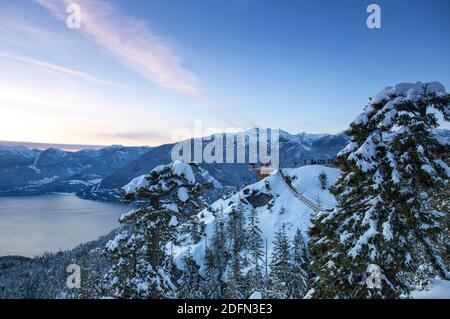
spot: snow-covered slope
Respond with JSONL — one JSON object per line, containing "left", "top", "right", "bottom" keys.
{"left": 173, "top": 165, "right": 341, "bottom": 270}
{"left": 411, "top": 279, "right": 450, "bottom": 299}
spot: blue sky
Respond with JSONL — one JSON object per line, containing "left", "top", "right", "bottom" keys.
{"left": 0, "top": 0, "right": 449, "bottom": 146}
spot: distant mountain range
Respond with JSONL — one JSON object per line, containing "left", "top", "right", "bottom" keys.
{"left": 0, "top": 130, "right": 351, "bottom": 201}
{"left": 78, "top": 130, "right": 350, "bottom": 201}
{"left": 0, "top": 145, "right": 150, "bottom": 196}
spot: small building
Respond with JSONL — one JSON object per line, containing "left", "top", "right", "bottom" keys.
{"left": 249, "top": 163, "right": 276, "bottom": 180}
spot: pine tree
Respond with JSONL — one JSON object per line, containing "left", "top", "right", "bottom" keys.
{"left": 224, "top": 240, "right": 245, "bottom": 298}
{"left": 178, "top": 247, "right": 204, "bottom": 299}
{"left": 430, "top": 176, "right": 450, "bottom": 273}
{"left": 290, "top": 229, "right": 310, "bottom": 298}
{"left": 203, "top": 248, "right": 221, "bottom": 299}
{"left": 223, "top": 204, "right": 247, "bottom": 298}
{"left": 203, "top": 216, "right": 227, "bottom": 298}
{"left": 318, "top": 171, "right": 328, "bottom": 190}
{"left": 267, "top": 225, "right": 291, "bottom": 298}
{"left": 102, "top": 161, "right": 210, "bottom": 298}
{"left": 309, "top": 82, "right": 450, "bottom": 298}
{"left": 245, "top": 208, "right": 265, "bottom": 295}
{"left": 79, "top": 248, "right": 104, "bottom": 299}
{"left": 413, "top": 263, "right": 436, "bottom": 291}
{"left": 102, "top": 206, "right": 176, "bottom": 298}
{"left": 226, "top": 204, "right": 246, "bottom": 254}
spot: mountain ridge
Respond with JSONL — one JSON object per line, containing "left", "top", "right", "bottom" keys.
{"left": 78, "top": 130, "right": 350, "bottom": 202}
{"left": 0, "top": 145, "right": 151, "bottom": 196}
{"left": 2, "top": 128, "right": 448, "bottom": 202}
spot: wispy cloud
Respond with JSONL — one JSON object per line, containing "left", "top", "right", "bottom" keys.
{"left": 0, "top": 16, "right": 71, "bottom": 56}
{"left": 0, "top": 52, "right": 151, "bottom": 96}
{"left": 36, "top": 0, "right": 202, "bottom": 98}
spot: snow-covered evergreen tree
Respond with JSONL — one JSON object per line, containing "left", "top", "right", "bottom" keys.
{"left": 79, "top": 248, "right": 104, "bottom": 299}
{"left": 413, "top": 263, "right": 436, "bottom": 292}
{"left": 102, "top": 161, "right": 210, "bottom": 298}
{"left": 178, "top": 246, "right": 204, "bottom": 299}
{"left": 245, "top": 208, "right": 265, "bottom": 296}
{"left": 224, "top": 242, "right": 246, "bottom": 298}
{"left": 430, "top": 177, "right": 450, "bottom": 273}
{"left": 223, "top": 204, "right": 247, "bottom": 298}
{"left": 226, "top": 204, "right": 246, "bottom": 255}
{"left": 203, "top": 215, "right": 227, "bottom": 298}
{"left": 290, "top": 229, "right": 310, "bottom": 298}
{"left": 318, "top": 171, "right": 328, "bottom": 190}
{"left": 267, "top": 225, "right": 291, "bottom": 298}
{"left": 309, "top": 82, "right": 450, "bottom": 298}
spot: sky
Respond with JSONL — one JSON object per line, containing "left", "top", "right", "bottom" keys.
{"left": 0, "top": 0, "right": 449, "bottom": 147}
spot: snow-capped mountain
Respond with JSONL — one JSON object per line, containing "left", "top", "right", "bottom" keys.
{"left": 0, "top": 145, "right": 150, "bottom": 196}
{"left": 79, "top": 130, "right": 350, "bottom": 201}
{"left": 88, "top": 127, "right": 448, "bottom": 204}
{"left": 1, "top": 130, "right": 348, "bottom": 201}
{"left": 2, "top": 128, "right": 447, "bottom": 203}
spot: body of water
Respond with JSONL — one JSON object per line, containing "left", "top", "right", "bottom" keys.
{"left": 0, "top": 194, "right": 129, "bottom": 257}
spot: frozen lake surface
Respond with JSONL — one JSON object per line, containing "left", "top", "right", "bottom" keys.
{"left": 0, "top": 194, "right": 128, "bottom": 257}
